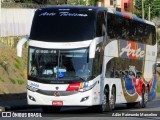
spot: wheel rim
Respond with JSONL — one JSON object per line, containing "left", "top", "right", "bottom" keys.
{"left": 110, "top": 88, "right": 115, "bottom": 109}
{"left": 144, "top": 89, "right": 149, "bottom": 103}
{"left": 140, "top": 87, "right": 148, "bottom": 108}
{"left": 110, "top": 95, "right": 114, "bottom": 107}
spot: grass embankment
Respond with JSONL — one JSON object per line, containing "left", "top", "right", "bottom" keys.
{"left": 0, "top": 45, "right": 28, "bottom": 95}
{"left": 157, "top": 84, "right": 160, "bottom": 93}
{"left": 156, "top": 67, "right": 160, "bottom": 93}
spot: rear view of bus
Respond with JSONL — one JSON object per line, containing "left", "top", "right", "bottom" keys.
{"left": 26, "top": 6, "right": 105, "bottom": 112}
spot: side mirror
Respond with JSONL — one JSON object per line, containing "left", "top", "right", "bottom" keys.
{"left": 16, "top": 36, "right": 28, "bottom": 57}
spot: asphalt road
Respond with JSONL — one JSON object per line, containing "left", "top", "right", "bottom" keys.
{"left": 1, "top": 99, "right": 159, "bottom": 120}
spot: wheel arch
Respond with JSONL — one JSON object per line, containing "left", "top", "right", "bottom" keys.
{"left": 104, "top": 84, "right": 116, "bottom": 99}
{"left": 104, "top": 84, "right": 109, "bottom": 94}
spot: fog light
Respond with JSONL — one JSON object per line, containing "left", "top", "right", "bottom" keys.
{"left": 29, "top": 95, "right": 36, "bottom": 102}
{"left": 80, "top": 96, "right": 89, "bottom": 102}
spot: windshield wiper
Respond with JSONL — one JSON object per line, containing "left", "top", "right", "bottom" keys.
{"left": 74, "top": 76, "right": 87, "bottom": 81}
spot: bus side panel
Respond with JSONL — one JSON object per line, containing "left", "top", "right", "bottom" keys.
{"left": 144, "top": 44, "right": 157, "bottom": 100}
{"left": 144, "top": 44, "right": 157, "bottom": 82}
{"left": 104, "top": 40, "right": 156, "bottom": 103}
{"left": 103, "top": 40, "right": 127, "bottom": 104}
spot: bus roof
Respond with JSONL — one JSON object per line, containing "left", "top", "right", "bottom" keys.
{"left": 38, "top": 5, "right": 107, "bottom": 10}
{"left": 37, "top": 5, "right": 107, "bottom": 14}
{"left": 36, "top": 6, "right": 155, "bottom": 26}
{"left": 38, "top": 6, "right": 155, "bottom": 26}
{"left": 107, "top": 8, "right": 156, "bottom": 26}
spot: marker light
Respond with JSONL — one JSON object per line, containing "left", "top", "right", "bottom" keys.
{"left": 123, "top": 14, "right": 131, "bottom": 19}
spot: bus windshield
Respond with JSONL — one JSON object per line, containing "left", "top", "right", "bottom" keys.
{"left": 28, "top": 47, "right": 93, "bottom": 83}
{"left": 30, "top": 8, "right": 96, "bottom": 42}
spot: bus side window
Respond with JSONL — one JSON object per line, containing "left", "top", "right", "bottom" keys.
{"left": 105, "top": 59, "right": 116, "bottom": 78}
{"left": 96, "top": 11, "right": 105, "bottom": 37}
{"left": 151, "top": 26, "right": 156, "bottom": 45}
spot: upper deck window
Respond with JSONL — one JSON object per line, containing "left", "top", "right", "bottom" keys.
{"left": 30, "top": 8, "right": 96, "bottom": 42}
{"left": 107, "top": 13, "right": 156, "bottom": 45}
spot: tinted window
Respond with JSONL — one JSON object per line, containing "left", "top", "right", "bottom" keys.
{"left": 92, "top": 42, "right": 103, "bottom": 77}
{"left": 107, "top": 13, "right": 156, "bottom": 45}
{"left": 105, "top": 58, "right": 143, "bottom": 78}
{"left": 96, "top": 11, "right": 106, "bottom": 37}
{"left": 30, "top": 8, "right": 96, "bottom": 42}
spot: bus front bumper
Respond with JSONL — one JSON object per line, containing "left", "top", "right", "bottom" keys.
{"left": 27, "top": 90, "right": 100, "bottom": 106}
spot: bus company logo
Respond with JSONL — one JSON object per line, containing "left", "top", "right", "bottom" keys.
{"left": 39, "top": 12, "right": 56, "bottom": 16}
{"left": 56, "top": 87, "right": 59, "bottom": 90}
{"left": 120, "top": 40, "right": 145, "bottom": 60}
{"left": 54, "top": 87, "right": 60, "bottom": 97}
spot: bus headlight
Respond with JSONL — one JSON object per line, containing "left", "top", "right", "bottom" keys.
{"left": 27, "top": 85, "right": 39, "bottom": 92}
{"left": 78, "top": 81, "right": 97, "bottom": 92}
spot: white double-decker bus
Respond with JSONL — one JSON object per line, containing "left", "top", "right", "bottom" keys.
{"left": 17, "top": 6, "right": 157, "bottom": 112}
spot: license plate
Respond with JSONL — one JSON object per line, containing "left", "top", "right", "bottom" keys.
{"left": 52, "top": 101, "right": 63, "bottom": 106}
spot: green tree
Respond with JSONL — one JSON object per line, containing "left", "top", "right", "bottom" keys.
{"left": 89, "top": 0, "right": 97, "bottom": 6}
{"left": 79, "top": 0, "right": 96, "bottom": 6}
{"left": 135, "top": 0, "right": 160, "bottom": 20}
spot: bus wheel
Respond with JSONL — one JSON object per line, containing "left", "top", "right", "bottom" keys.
{"left": 136, "top": 86, "right": 149, "bottom": 108}
{"left": 42, "top": 106, "right": 61, "bottom": 113}
{"left": 142, "top": 87, "right": 149, "bottom": 108}
{"left": 88, "top": 87, "right": 116, "bottom": 113}
{"left": 106, "top": 86, "right": 116, "bottom": 112}
{"left": 101, "top": 88, "right": 108, "bottom": 112}
{"left": 111, "top": 86, "right": 116, "bottom": 110}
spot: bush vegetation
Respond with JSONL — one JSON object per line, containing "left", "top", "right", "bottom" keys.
{"left": 9, "top": 78, "right": 16, "bottom": 84}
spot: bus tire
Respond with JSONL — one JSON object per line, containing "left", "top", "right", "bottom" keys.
{"left": 105, "top": 86, "right": 116, "bottom": 112}
{"left": 142, "top": 86, "right": 149, "bottom": 108}
{"left": 42, "top": 106, "right": 61, "bottom": 113}
{"left": 109, "top": 86, "right": 116, "bottom": 110}
{"left": 135, "top": 86, "right": 149, "bottom": 108}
